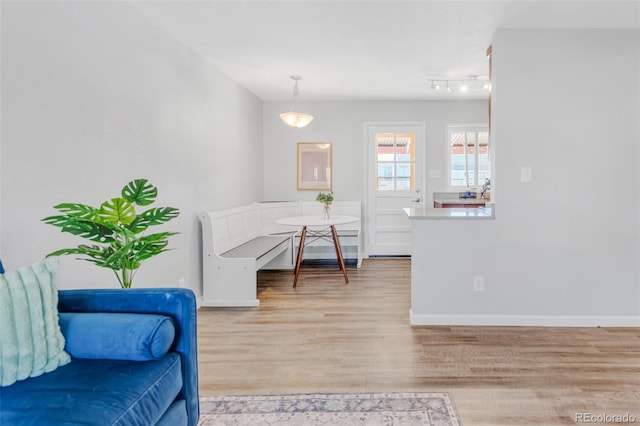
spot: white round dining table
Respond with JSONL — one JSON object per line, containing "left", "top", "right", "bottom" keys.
{"left": 276, "top": 215, "right": 360, "bottom": 287}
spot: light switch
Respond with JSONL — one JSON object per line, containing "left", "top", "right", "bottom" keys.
{"left": 429, "top": 169, "right": 441, "bottom": 178}
{"left": 521, "top": 166, "right": 532, "bottom": 183}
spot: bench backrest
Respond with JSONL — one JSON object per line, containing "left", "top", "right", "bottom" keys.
{"left": 257, "top": 202, "right": 301, "bottom": 235}
{"left": 201, "top": 200, "right": 362, "bottom": 256}
{"left": 201, "top": 205, "right": 262, "bottom": 256}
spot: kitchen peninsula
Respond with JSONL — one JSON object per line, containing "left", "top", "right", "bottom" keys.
{"left": 404, "top": 205, "right": 496, "bottom": 326}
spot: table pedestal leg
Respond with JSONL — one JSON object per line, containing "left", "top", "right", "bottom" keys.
{"left": 331, "top": 225, "right": 349, "bottom": 284}
{"left": 293, "top": 226, "right": 307, "bottom": 288}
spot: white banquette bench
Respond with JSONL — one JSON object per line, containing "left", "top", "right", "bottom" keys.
{"left": 200, "top": 201, "right": 362, "bottom": 307}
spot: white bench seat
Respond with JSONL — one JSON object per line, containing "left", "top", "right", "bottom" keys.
{"left": 200, "top": 206, "right": 293, "bottom": 307}
{"left": 200, "top": 200, "right": 362, "bottom": 307}
{"left": 221, "top": 235, "right": 290, "bottom": 269}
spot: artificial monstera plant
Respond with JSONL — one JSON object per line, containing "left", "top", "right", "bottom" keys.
{"left": 42, "top": 178, "right": 179, "bottom": 288}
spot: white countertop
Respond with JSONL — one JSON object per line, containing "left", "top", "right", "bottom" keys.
{"left": 404, "top": 206, "right": 495, "bottom": 220}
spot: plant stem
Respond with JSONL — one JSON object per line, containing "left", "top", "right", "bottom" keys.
{"left": 121, "top": 268, "right": 133, "bottom": 289}
{"left": 114, "top": 270, "right": 124, "bottom": 288}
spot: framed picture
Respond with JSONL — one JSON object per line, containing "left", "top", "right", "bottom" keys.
{"left": 297, "top": 142, "right": 332, "bottom": 190}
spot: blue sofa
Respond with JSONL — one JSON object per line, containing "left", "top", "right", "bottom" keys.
{"left": 0, "top": 288, "right": 199, "bottom": 426}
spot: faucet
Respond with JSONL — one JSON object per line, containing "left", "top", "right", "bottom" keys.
{"left": 480, "top": 179, "right": 490, "bottom": 199}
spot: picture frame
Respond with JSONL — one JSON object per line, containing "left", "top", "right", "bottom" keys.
{"left": 297, "top": 142, "right": 332, "bottom": 190}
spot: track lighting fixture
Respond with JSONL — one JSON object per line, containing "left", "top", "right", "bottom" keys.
{"left": 429, "top": 75, "right": 489, "bottom": 94}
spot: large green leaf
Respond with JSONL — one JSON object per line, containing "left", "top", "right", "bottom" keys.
{"left": 46, "top": 245, "right": 111, "bottom": 268}
{"left": 122, "top": 179, "right": 157, "bottom": 206}
{"left": 140, "top": 207, "right": 180, "bottom": 225}
{"left": 132, "top": 239, "right": 171, "bottom": 261}
{"left": 60, "top": 221, "right": 115, "bottom": 243}
{"left": 125, "top": 216, "right": 151, "bottom": 234}
{"left": 76, "top": 245, "right": 117, "bottom": 269}
{"left": 139, "top": 231, "right": 179, "bottom": 242}
{"left": 75, "top": 244, "right": 111, "bottom": 259}
{"left": 125, "top": 208, "right": 179, "bottom": 234}
{"left": 98, "top": 198, "right": 136, "bottom": 225}
{"left": 46, "top": 247, "right": 86, "bottom": 257}
{"left": 42, "top": 215, "right": 74, "bottom": 228}
{"left": 136, "top": 246, "right": 169, "bottom": 262}
{"left": 53, "top": 203, "right": 97, "bottom": 220}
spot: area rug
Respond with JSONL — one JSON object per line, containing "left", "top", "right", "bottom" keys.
{"left": 198, "top": 392, "right": 462, "bottom": 425}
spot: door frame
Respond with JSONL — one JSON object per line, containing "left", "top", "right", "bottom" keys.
{"left": 363, "top": 121, "right": 426, "bottom": 257}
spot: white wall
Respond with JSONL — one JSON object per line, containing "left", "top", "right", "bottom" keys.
{"left": 410, "top": 29, "right": 640, "bottom": 326}
{"left": 0, "top": 2, "right": 264, "bottom": 296}
{"left": 263, "top": 100, "right": 487, "bottom": 206}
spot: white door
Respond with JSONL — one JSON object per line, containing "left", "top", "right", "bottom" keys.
{"left": 365, "top": 123, "right": 425, "bottom": 256}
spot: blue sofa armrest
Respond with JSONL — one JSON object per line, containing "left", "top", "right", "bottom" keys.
{"left": 58, "top": 288, "right": 199, "bottom": 426}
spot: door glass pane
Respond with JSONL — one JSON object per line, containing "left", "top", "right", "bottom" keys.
{"left": 377, "top": 178, "right": 394, "bottom": 190}
{"left": 377, "top": 163, "right": 393, "bottom": 177}
{"left": 395, "top": 163, "right": 411, "bottom": 178}
{"left": 375, "top": 132, "right": 416, "bottom": 191}
{"left": 376, "top": 133, "right": 394, "bottom": 162}
{"left": 395, "top": 134, "right": 414, "bottom": 161}
{"left": 377, "top": 163, "right": 393, "bottom": 191}
{"left": 396, "top": 178, "right": 411, "bottom": 190}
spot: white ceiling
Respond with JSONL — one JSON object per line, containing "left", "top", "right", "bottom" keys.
{"left": 132, "top": 1, "right": 640, "bottom": 101}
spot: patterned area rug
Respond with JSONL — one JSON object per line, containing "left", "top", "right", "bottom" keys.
{"left": 198, "top": 392, "right": 462, "bottom": 425}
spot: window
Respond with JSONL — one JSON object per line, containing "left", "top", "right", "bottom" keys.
{"left": 448, "top": 126, "right": 490, "bottom": 188}
{"left": 375, "top": 133, "right": 415, "bottom": 191}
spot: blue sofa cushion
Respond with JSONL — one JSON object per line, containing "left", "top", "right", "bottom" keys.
{"left": 0, "top": 353, "right": 183, "bottom": 425}
{"left": 59, "top": 312, "right": 175, "bottom": 361}
{"left": 57, "top": 288, "right": 199, "bottom": 426}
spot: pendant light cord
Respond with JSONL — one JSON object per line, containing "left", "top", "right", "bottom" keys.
{"left": 289, "top": 79, "right": 300, "bottom": 113}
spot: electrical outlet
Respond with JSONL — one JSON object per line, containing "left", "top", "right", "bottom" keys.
{"left": 178, "top": 278, "right": 185, "bottom": 288}
{"left": 521, "top": 166, "right": 532, "bottom": 183}
{"left": 473, "top": 276, "right": 485, "bottom": 292}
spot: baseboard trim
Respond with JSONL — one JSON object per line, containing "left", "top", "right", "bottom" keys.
{"left": 409, "top": 310, "right": 640, "bottom": 327}
{"left": 201, "top": 299, "right": 260, "bottom": 308}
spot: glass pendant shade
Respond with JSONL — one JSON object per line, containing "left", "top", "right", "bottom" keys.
{"left": 280, "top": 112, "right": 314, "bottom": 128}
{"left": 280, "top": 75, "right": 313, "bottom": 128}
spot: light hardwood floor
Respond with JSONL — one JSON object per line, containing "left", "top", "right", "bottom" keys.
{"left": 197, "top": 258, "right": 640, "bottom": 425}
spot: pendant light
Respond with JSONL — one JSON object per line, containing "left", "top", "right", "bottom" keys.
{"left": 280, "top": 75, "right": 313, "bottom": 128}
